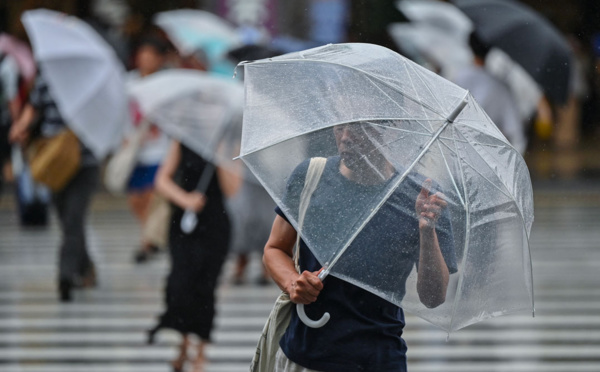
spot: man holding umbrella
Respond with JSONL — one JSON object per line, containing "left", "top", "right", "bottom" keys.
{"left": 241, "top": 42, "right": 535, "bottom": 372}
{"left": 263, "top": 122, "right": 457, "bottom": 371}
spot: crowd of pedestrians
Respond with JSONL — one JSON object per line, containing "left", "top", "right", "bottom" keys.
{"left": 0, "top": 2, "right": 596, "bottom": 372}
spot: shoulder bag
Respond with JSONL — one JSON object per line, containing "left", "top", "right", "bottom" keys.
{"left": 103, "top": 119, "right": 151, "bottom": 195}
{"left": 250, "top": 157, "right": 327, "bottom": 372}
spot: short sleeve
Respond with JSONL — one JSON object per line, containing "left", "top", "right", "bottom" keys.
{"left": 274, "top": 158, "right": 311, "bottom": 226}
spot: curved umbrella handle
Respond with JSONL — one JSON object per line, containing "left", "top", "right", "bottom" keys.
{"left": 180, "top": 210, "right": 198, "bottom": 234}
{"left": 296, "top": 303, "right": 330, "bottom": 328}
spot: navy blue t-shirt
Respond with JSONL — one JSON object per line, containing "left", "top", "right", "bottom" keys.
{"left": 276, "top": 156, "right": 457, "bottom": 372}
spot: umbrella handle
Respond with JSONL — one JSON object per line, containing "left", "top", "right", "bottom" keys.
{"left": 296, "top": 303, "right": 330, "bottom": 328}
{"left": 180, "top": 210, "right": 198, "bottom": 234}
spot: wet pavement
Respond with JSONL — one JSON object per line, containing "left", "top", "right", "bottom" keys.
{"left": 0, "top": 175, "right": 599, "bottom": 371}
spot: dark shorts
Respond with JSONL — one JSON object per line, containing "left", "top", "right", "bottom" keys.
{"left": 127, "top": 164, "right": 159, "bottom": 192}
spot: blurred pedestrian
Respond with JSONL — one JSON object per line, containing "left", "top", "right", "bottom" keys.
{"left": 225, "top": 44, "right": 282, "bottom": 286}
{"left": 178, "top": 48, "right": 210, "bottom": 71}
{"left": 452, "top": 32, "right": 527, "bottom": 154}
{"left": 226, "top": 173, "right": 274, "bottom": 286}
{"left": 147, "top": 140, "right": 232, "bottom": 372}
{"left": 124, "top": 36, "right": 172, "bottom": 263}
{"left": 9, "top": 70, "right": 99, "bottom": 302}
{"left": 262, "top": 124, "right": 456, "bottom": 372}
{"left": 0, "top": 51, "right": 23, "bottom": 193}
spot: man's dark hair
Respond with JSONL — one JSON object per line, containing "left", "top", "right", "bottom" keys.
{"left": 469, "top": 31, "right": 491, "bottom": 59}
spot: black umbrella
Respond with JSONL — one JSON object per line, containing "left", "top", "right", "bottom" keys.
{"left": 451, "top": 0, "right": 572, "bottom": 105}
{"left": 226, "top": 44, "right": 283, "bottom": 63}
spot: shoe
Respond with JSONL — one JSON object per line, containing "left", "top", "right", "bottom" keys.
{"left": 148, "top": 244, "right": 160, "bottom": 254}
{"left": 257, "top": 276, "right": 271, "bottom": 286}
{"left": 146, "top": 325, "right": 160, "bottom": 345}
{"left": 134, "top": 244, "right": 159, "bottom": 264}
{"left": 74, "top": 264, "right": 97, "bottom": 288}
{"left": 134, "top": 250, "right": 150, "bottom": 263}
{"left": 58, "top": 279, "right": 73, "bottom": 302}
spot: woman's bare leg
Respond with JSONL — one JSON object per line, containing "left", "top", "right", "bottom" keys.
{"left": 190, "top": 339, "right": 207, "bottom": 372}
{"left": 171, "top": 334, "right": 189, "bottom": 372}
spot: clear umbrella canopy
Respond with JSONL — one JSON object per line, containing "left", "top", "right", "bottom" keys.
{"left": 238, "top": 43, "right": 534, "bottom": 332}
{"left": 21, "top": 9, "right": 128, "bottom": 160}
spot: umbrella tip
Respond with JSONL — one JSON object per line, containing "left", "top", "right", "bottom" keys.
{"left": 233, "top": 60, "right": 251, "bottom": 79}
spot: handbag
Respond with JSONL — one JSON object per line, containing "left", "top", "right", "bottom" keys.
{"left": 103, "top": 119, "right": 151, "bottom": 195}
{"left": 27, "top": 129, "right": 80, "bottom": 192}
{"left": 141, "top": 194, "right": 171, "bottom": 249}
{"left": 250, "top": 157, "right": 327, "bottom": 372}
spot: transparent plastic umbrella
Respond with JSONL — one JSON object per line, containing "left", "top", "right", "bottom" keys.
{"left": 238, "top": 43, "right": 534, "bottom": 333}
{"left": 21, "top": 9, "right": 128, "bottom": 160}
{"left": 128, "top": 69, "right": 244, "bottom": 233}
{"left": 154, "top": 9, "right": 240, "bottom": 76}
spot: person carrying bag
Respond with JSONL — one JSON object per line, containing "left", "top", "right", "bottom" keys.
{"left": 103, "top": 118, "right": 151, "bottom": 195}
{"left": 10, "top": 71, "right": 100, "bottom": 302}
{"left": 250, "top": 157, "right": 326, "bottom": 372}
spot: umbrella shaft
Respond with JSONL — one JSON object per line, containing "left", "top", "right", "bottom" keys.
{"left": 195, "top": 162, "right": 216, "bottom": 193}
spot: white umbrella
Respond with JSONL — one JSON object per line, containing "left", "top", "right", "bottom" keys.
{"left": 154, "top": 9, "right": 241, "bottom": 76}
{"left": 128, "top": 69, "right": 245, "bottom": 233}
{"left": 393, "top": 0, "right": 542, "bottom": 121}
{"left": 397, "top": 0, "right": 473, "bottom": 40}
{"left": 21, "top": 9, "right": 127, "bottom": 160}
{"left": 127, "top": 69, "right": 243, "bottom": 167}
{"left": 388, "top": 22, "right": 473, "bottom": 77}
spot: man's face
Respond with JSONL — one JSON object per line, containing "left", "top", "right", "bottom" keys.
{"left": 333, "top": 123, "right": 380, "bottom": 170}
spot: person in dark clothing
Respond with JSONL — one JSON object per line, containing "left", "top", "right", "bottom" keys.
{"left": 263, "top": 123, "right": 456, "bottom": 372}
{"left": 147, "top": 140, "right": 233, "bottom": 372}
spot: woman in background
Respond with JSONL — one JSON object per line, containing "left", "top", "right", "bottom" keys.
{"left": 147, "top": 140, "right": 234, "bottom": 372}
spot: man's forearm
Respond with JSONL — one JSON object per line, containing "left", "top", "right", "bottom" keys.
{"left": 416, "top": 227, "right": 449, "bottom": 308}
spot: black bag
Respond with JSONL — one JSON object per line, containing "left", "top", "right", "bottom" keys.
{"left": 13, "top": 147, "right": 49, "bottom": 226}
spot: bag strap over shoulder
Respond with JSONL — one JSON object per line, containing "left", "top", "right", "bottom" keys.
{"left": 293, "top": 157, "right": 327, "bottom": 271}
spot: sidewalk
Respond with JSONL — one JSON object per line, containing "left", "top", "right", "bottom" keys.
{"left": 525, "top": 136, "right": 600, "bottom": 182}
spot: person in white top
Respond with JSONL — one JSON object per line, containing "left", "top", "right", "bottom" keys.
{"left": 124, "top": 36, "right": 172, "bottom": 263}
